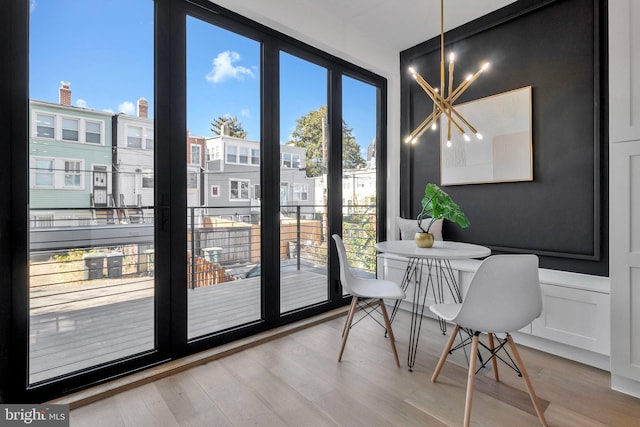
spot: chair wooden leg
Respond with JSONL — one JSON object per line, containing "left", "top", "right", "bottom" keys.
{"left": 341, "top": 297, "right": 356, "bottom": 338}
{"left": 338, "top": 297, "right": 358, "bottom": 362}
{"left": 431, "top": 324, "right": 460, "bottom": 383}
{"left": 488, "top": 333, "right": 500, "bottom": 382}
{"left": 463, "top": 333, "right": 480, "bottom": 427}
{"left": 379, "top": 299, "right": 400, "bottom": 367}
{"left": 507, "top": 335, "right": 548, "bottom": 427}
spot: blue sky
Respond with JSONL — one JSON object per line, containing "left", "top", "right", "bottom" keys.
{"left": 29, "top": 0, "right": 376, "bottom": 155}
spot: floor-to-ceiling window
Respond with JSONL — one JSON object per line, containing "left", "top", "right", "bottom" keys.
{"left": 28, "top": 0, "right": 156, "bottom": 385}
{"left": 186, "top": 15, "right": 263, "bottom": 339}
{"left": 279, "top": 52, "right": 330, "bottom": 313}
{"left": 5, "top": 0, "right": 386, "bottom": 402}
{"left": 341, "top": 75, "right": 380, "bottom": 280}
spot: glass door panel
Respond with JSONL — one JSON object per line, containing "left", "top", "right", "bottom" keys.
{"left": 186, "top": 16, "right": 261, "bottom": 339}
{"left": 279, "top": 52, "right": 329, "bottom": 313}
{"left": 28, "top": 0, "right": 155, "bottom": 384}
{"left": 341, "top": 76, "right": 378, "bottom": 284}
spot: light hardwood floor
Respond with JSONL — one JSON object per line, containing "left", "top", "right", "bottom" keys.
{"left": 67, "top": 309, "right": 640, "bottom": 426}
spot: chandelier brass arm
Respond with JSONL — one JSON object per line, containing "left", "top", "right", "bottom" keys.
{"left": 404, "top": 0, "right": 490, "bottom": 146}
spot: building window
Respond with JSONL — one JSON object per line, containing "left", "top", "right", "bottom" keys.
{"left": 36, "top": 114, "right": 55, "bottom": 138}
{"left": 281, "top": 152, "right": 292, "bottom": 168}
{"left": 85, "top": 121, "right": 101, "bottom": 144}
{"left": 230, "top": 179, "right": 249, "bottom": 200}
{"left": 187, "top": 174, "right": 198, "bottom": 189}
{"left": 142, "top": 176, "right": 154, "bottom": 188}
{"left": 226, "top": 145, "right": 237, "bottom": 163}
{"left": 280, "top": 182, "right": 289, "bottom": 205}
{"left": 239, "top": 147, "right": 249, "bottom": 164}
{"left": 211, "top": 185, "right": 220, "bottom": 197}
{"left": 127, "top": 126, "right": 143, "bottom": 148}
{"left": 293, "top": 183, "right": 308, "bottom": 201}
{"left": 253, "top": 184, "right": 261, "bottom": 200}
{"left": 251, "top": 149, "right": 260, "bottom": 165}
{"left": 145, "top": 130, "right": 154, "bottom": 150}
{"left": 34, "top": 159, "right": 54, "bottom": 187}
{"left": 64, "top": 160, "right": 82, "bottom": 188}
{"left": 292, "top": 154, "right": 300, "bottom": 169}
{"left": 190, "top": 144, "right": 201, "bottom": 165}
{"left": 62, "top": 118, "right": 79, "bottom": 141}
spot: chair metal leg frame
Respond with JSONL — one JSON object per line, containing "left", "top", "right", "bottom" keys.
{"left": 348, "top": 298, "right": 389, "bottom": 332}
{"left": 472, "top": 334, "right": 521, "bottom": 377}
{"left": 433, "top": 330, "right": 548, "bottom": 427}
{"left": 339, "top": 296, "right": 401, "bottom": 367}
{"left": 447, "top": 326, "right": 475, "bottom": 367}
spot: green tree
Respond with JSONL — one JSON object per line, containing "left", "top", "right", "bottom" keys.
{"left": 288, "top": 106, "right": 366, "bottom": 177}
{"left": 210, "top": 116, "right": 248, "bottom": 139}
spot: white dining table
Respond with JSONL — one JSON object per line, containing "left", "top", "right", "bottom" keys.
{"left": 375, "top": 240, "right": 491, "bottom": 370}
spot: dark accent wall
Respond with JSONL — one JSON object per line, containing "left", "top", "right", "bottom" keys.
{"left": 400, "top": 0, "right": 608, "bottom": 276}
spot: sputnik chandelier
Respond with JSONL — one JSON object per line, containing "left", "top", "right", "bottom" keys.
{"left": 405, "top": 0, "right": 490, "bottom": 146}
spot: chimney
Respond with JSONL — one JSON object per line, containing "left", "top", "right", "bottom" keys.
{"left": 137, "top": 97, "right": 148, "bottom": 118}
{"left": 220, "top": 121, "right": 230, "bottom": 136}
{"left": 59, "top": 81, "right": 71, "bottom": 106}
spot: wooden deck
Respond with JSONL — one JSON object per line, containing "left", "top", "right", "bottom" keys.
{"left": 29, "top": 270, "right": 328, "bottom": 384}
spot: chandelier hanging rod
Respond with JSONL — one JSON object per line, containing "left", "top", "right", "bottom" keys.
{"left": 404, "top": 0, "right": 490, "bottom": 145}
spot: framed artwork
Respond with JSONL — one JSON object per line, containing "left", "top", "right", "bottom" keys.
{"left": 440, "top": 86, "right": 532, "bottom": 186}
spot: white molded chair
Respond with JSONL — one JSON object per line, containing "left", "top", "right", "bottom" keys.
{"left": 430, "top": 254, "right": 548, "bottom": 427}
{"left": 332, "top": 234, "right": 406, "bottom": 367}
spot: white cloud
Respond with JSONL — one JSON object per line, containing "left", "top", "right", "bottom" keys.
{"left": 76, "top": 99, "right": 87, "bottom": 109}
{"left": 240, "top": 108, "right": 250, "bottom": 118}
{"left": 118, "top": 101, "right": 135, "bottom": 115}
{"left": 30, "top": 0, "right": 36, "bottom": 13}
{"left": 205, "top": 51, "right": 254, "bottom": 84}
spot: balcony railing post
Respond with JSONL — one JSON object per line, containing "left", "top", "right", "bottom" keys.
{"left": 190, "top": 207, "right": 195, "bottom": 289}
{"left": 296, "top": 205, "right": 301, "bottom": 271}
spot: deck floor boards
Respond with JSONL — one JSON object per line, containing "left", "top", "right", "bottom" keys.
{"left": 29, "top": 270, "right": 327, "bottom": 384}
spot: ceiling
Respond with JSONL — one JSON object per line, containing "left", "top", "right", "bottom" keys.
{"left": 220, "top": 0, "right": 519, "bottom": 52}
{"left": 305, "top": 0, "right": 518, "bottom": 50}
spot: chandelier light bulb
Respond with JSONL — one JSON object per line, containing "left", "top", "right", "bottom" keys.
{"left": 466, "top": 74, "right": 473, "bottom": 81}
{"left": 449, "top": 52, "right": 455, "bottom": 63}
{"left": 431, "top": 123, "right": 437, "bottom": 130}
{"left": 411, "top": 138, "right": 418, "bottom": 145}
{"left": 463, "top": 134, "right": 471, "bottom": 142}
{"left": 446, "top": 140, "right": 452, "bottom": 148}
{"left": 475, "top": 133, "right": 483, "bottom": 140}
{"left": 404, "top": 136, "right": 412, "bottom": 144}
{"left": 482, "top": 62, "right": 490, "bottom": 71}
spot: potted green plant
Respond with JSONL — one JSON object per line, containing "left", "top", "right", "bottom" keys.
{"left": 415, "top": 183, "right": 470, "bottom": 248}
